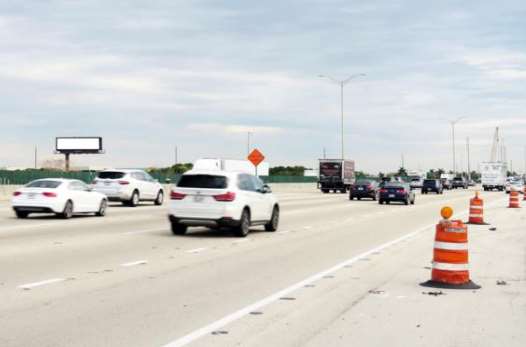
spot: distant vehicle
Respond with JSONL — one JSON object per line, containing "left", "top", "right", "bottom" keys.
{"left": 168, "top": 170, "right": 279, "bottom": 237}
{"left": 317, "top": 159, "right": 355, "bottom": 193}
{"left": 468, "top": 179, "right": 476, "bottom": 187}
{"left": 451, "top": 176, "right": 468, "bottom": 189}
{"left": 193, "top": 158, "right": 270, "bottom": 176}
{"left": 481, "top": 162, "right": 507, "bottom": 191}
{"left": 12, "top": 179, "right": 107, "bottom": 219}
{"left": 408, "top": 171, "right": 424, "bottom": 189}
{"left": 505, "top": 179, "right": 524, "bottom": 194}
{"left": 440, "top": 173, "right": 454, "bottom": 190}
{"left": 379, "top": 182, "right": 415, "bottom": 205}
{"left": 350, "top": 179, "right": 379, "bottom": 200}
{"left": 421, "top": 179, "right": 443, "bottom": 194}
{"left": 92, "top": 169, "right": 164, "bottom": 206}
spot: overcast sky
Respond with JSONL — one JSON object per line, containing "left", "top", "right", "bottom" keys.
{"left": 1, "top": 0, "right": 525, "bottom": 173}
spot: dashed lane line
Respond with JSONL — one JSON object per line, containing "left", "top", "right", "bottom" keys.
{"left": 18, "top": 278, "right": 66, "bottom": 290}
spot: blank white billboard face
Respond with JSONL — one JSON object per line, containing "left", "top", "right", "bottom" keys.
{"left": 56, "top": 137, "right": 102, "bottom": 151}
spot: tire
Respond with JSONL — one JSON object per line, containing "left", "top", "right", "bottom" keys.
{"left": 61, "top": 200, "right": 74, "bottom": 219}
{"left": 404, "top": 198, "right": 409, "bottom": 205}
{"left": 357, "top": 197, "right": 361, "bottom": 201}
{"left": 264, "top": 205, "right": 279, "bottom": 232}
{"left": 154, "top": 190, "right": 164, "bottom": 205}
{"left": 235, "top": 209, "right": 251, "bottom": 237}
{"left": 386, "top": 200, "right": 390, "bottom": 205}
{"left": 322, "top": 189, "right": 329, "bottom": 194}
{"left": 129, "top": 191, "right": 139, "bottom": 207}
{"left": 171, "top": 222, "right": 188, "bottom": 235}
{"left": 15, "top": 210, "right": 29, "bottom": 219}
{"left": 411, "top": 198, "right": 415, "bottom": 205}
{"left": 349, "top": 195, "right": 354, "bottom": 200}
{"left": 372, "top": 193, "right": 377, "bottom": 201}
{"left": 96, "top": 199, "right": 107, "bottom": 217}
{"left": 379, "top": 200, "right": 383, "bottom": 205}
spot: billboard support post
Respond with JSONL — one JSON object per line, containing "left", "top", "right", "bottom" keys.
{"left": 55, "top": 137, "right": 104, "bottom": 171}
{"left": 65, "top": 153, "right": 70, "bottom": 172}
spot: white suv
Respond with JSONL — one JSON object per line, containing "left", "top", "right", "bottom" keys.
{"left": 92, "top": 169, "right": 164, "bottom": 206}
{"left": 168, "top": 170, "right": 279, "bottom": 237}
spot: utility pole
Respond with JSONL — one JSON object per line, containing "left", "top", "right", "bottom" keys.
{"left": 34, "top": 145, "right": 38, "bottom": 169}
{"left": 247, "top": 132, "right": 252, "bottom": 156}
{"left": 466, "top": 137, "right": 471, "bottom": 181}
{"left": 401, "top": 153, "right": 405, "bottom": 168}
{"left": 323, "top": 147, "right": 326, "bottom": 159}
{"left": 450, "top": 117, "right": 466, "bottom": 174}
{"left": 174, "top": 146, "right": 178, "bottom": 165}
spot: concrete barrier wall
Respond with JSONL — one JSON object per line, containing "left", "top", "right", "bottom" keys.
{"left": 0, "top": 183, "right": 317, "bottom": 201}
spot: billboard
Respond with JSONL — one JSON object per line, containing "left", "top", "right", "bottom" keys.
{"left": 55, "top": 137, "right": 103, "bottom": 153}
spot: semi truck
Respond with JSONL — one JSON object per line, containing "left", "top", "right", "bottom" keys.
{"left": 317, "top": 159, "right": 355, "bottom": 193}
{"left": 481, "top": 161, "right": 507, "bottom": 191}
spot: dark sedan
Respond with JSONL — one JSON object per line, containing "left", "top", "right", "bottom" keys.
{"left": 379, "top": 183, "right": 415, "bottom": 205}
{"left": 422, "top": 179, "right": 443, "bottom": 194}
{"left": 350, "top": 180, "right": 379, "bottom": 200}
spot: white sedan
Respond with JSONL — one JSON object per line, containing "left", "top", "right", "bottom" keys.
{"left": 12, "top": 178, "right": 108, "bottom": 219}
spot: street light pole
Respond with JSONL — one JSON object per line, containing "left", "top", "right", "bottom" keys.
{"left": 450, "top": 116, "right": 466, "bottom": 174}
{"left": 247, "top": 132, "right": 251, "bottom": 156}
{"left": 319, "top": 73, "right": 365, "bottom": 160}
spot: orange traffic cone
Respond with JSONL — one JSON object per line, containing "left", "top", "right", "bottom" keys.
{"left": 421, "top": 206, "right": 480, "bottom": 289}
{"left": 467, "top": 192, "right": 486, "bottom": 225}
{"left": 509, "top": 190, "right": 521, "bottom": 208}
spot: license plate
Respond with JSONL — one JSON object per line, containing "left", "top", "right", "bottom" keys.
{"left": 389, "top": 194, "right": 395, "bottom": 198}
{"left": 28, "top": 193, "right": 36, "bottom": 199}
{"left": 358, "top": 187, "right": 364, "bottom": 190}
{"left": 105, "top": 182, "right": 111, "bottom": 186}
{"left": 194, "top": 195, "right": 204, "bottom": 203}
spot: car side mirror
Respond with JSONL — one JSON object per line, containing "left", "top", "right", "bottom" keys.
{"left": 260, "top": 185, "right": 272, "bottom": 194}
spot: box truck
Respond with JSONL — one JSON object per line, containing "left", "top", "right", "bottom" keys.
{"left": 481, "top": 162, "right": 507, "bottom": 191}
{"left": 317, "top": 159, "right": 355, "bottom": 193}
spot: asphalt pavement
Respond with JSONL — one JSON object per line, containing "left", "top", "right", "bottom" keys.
{"left": 0, "top": 186, "right": 523, "bottom": 347}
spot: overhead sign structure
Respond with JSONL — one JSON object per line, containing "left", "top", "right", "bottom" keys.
{"left": 55, "top": 137, "right": 104, "bottom": 171}
{"left": 247, "top": 149, "right": 265, "bottom": 176}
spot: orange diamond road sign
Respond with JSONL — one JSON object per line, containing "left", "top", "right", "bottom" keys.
{"left": 247, "top": 149, "right": 265, "bottom": 166}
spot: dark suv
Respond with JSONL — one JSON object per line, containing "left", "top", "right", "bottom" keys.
{"left": 379, "top": 183, "right": 415, "bottom": 205}
{"left": 422, "top": 179, "right": 443, "bottom": 194}
{"left": 452, "top": 176, "right": 468, "bottom": 189}
{"left": 350, "top": 180, "right": 379, "bottom": 200}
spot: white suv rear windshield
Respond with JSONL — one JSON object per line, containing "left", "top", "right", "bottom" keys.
{"left": 97, "top": 171, "right": 126, "bottom": 179}
{"left": 177, "top": 175, "right": 228, "bottom": 189}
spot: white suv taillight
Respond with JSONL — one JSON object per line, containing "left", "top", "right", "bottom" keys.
{"left": 170, "top": 191, "right": 186, "bottom": 200}
{"left": 213, "top": 192, "right": 236, "bottom": 202}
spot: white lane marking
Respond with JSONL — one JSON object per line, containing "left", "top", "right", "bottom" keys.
{"left": 18, "top": 278, "right": 66, "bottom": 290}
{"left": 161, "top": 222, "right": 437, "bottom": 347}
{"left": 276, "top": 230, "right": 290, "bottom": 235}
{"left": 120, "top": 260, "right": 148, "bottom": 267}
{"left": 186, "top": 247, "right": 207, "bottom": 254}
{"left": 303, "top": 226, "right": 312, "bottom": 230}
{"left": 233, "top": 239, "right": 249, "bottom": 244}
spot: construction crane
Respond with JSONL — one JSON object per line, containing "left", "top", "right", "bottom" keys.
{"left": 489, "top": 127, "right": 505, "bottom": 162}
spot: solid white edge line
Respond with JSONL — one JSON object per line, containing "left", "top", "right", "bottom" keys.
{"left": 121, "top": 260, "right": 148, "bottom": 267}
{"left": 18, "top": 278, "right": 66, "bottom": 290}
{"left": 162, "top": 196, "right": 508, "bottom": 347}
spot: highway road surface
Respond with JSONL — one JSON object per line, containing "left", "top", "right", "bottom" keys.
{"left": 0, "top": 186, "right": 524, "bottom": 347}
